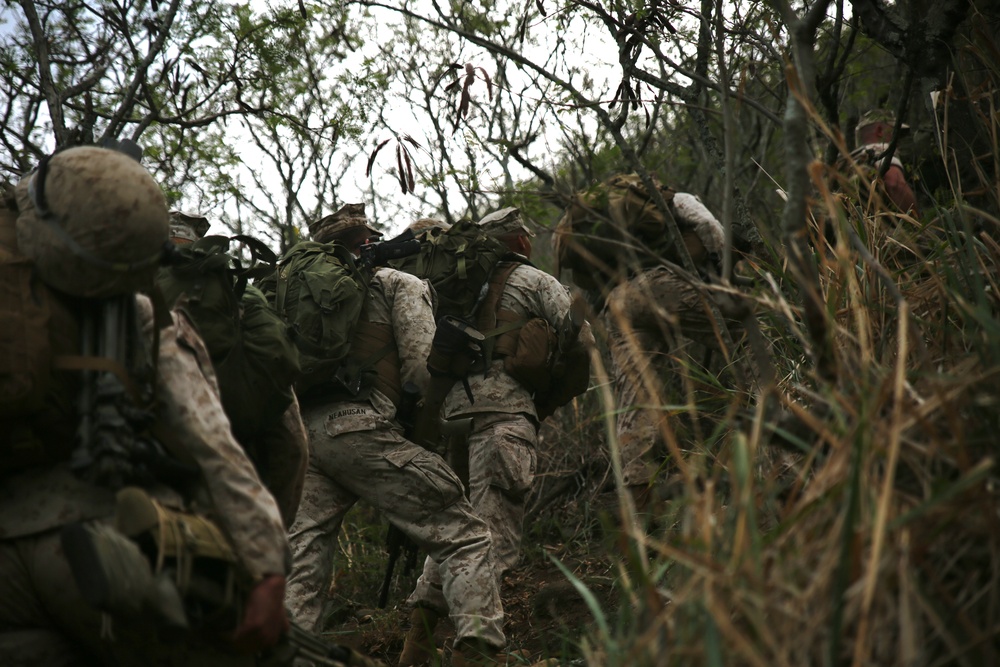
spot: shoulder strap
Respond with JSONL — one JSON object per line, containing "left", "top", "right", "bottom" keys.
{"left": 475, "top": 261, "right": 520, "bottom": 332}
{"left": 475, "top": 261, "right": 527, "bottom": 365}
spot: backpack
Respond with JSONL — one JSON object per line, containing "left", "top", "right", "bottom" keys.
{"left": 554, "top": 173, "right": 711, "bottom": 291}
{"left": 390, "top": 219, "right": 514, "bottom": 321}
{"left": 0, "top": 194, "right": 52, "bottom": 421}
{"left": 0, "top": 193, "right": 94, "bottom": 473}
{"left": 475, "top": 261, "right": 591, "bottom": 420}
{"left": 267, "top": 241, "right": 370, "bottom": 395}
{"left": 156, "top": 236, "right": 300, "bottom": 444}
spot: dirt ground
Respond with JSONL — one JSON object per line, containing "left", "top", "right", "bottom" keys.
{"left": 319, "top": 492, "right": 624, "bottom": 666}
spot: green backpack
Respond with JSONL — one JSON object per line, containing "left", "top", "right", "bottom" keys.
{"left": 268, "top": 241, "right": 370, "bottom": 395}
{"left": 155, "top": 236, "right": 301, "bottom": 444}
{"left": 390, "top": 219, "right": 513, "bottom": 320}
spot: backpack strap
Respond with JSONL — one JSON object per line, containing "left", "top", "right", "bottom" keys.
{"left": 475, "top": 261, "right": 528, "bottom": 367}
{"left": 491, "top": 310, "right": 527, "bottom": 359}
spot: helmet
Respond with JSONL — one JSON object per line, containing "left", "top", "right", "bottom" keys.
{"left": 477, "top": 207, "right": 535, "bottom": 238}
{"left": 407, "top": 217, "right": 451, "bottom": 234}
{"left": 856, "top": 109, "right": 908, "bottom": 146}
{"left": 15, "top": 147, "right": 169, "bottom": 298}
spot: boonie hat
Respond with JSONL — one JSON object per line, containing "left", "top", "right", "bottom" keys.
{"left": 309, "top": 203, "right": 382, "bottom": 243}
{"left": 477, "top": 207, "right": 535, "bottom": 238}
{"left": 169, "top": 209, "right": 210, "bottom": 242}
{"left": 856, "top": 109, "right": 909, "bottom": 143}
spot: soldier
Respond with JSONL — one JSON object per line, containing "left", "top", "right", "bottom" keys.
{"left": 283, "top": 205, "right": 509, "bottom": 667}
{"left": 401, "top": 207, "right": 593, "bottom": 666}
{"left": 600, "top": 190, "right": 747, "bottom": 509}
{"left": 849, "top": 109, "right": 920, "bottom": 218}
{"left": 162, "top": 211, "right": 309, "bottom": 528}
{"left": 0, "top": 147, "right": 290, "bottom": 664}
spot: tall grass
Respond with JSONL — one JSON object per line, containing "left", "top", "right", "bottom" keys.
{"left": 560, "top": 55, "right": 1000, "bottom": 667}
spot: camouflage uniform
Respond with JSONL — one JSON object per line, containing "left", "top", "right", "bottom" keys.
{"left": 408, "top": 254, "right": 588, "bottom": 618}
{"left": 0, "top": 297, "right": 290, "bottom": 666}
{"left": 285, "top": 267, "right": 505, "bottom": 648}
{"left": 601, "top": 193, "right": 744, "bottom": 488}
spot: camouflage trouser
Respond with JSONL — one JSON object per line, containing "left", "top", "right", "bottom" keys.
{"left": 409, "top": 412, "right": 536, "bottom": 610}
{"left": 285, "top": 403, "right": 505, "bottom": 648}
{"left": 0, "top": 525, "right": 252, "bottom": 667}
{"left": 604, "top": 267, "right": 745, "bottom": 487}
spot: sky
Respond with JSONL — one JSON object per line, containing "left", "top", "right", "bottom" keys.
{"left": 1, "top": 0, "right": 623, "bottom": 239}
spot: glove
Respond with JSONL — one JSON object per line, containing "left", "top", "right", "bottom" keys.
{"left": 230, "top": 574, "right": 290, "bottom": 653}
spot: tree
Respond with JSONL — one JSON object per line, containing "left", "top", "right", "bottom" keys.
{"left": 0, "top": 0, "right": 367, "bottom": 246}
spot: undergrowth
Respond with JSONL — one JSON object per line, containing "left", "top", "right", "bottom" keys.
{"left": 319, "top": 36, "right": 1000, "bottom": 667}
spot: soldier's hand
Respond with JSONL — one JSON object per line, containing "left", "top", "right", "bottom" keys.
{"left": 231, "top": 574, "right": 290, "bottom": 653}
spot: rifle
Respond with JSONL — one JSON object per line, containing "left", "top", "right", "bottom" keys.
{"left": 376, "top": 382, "right": 422, "bottom": 609}
{"left": 68, "top": 295, "right": 199, "bottom": 491}
{"left": 358, "top": 229, "right": 421, "bottom": 272}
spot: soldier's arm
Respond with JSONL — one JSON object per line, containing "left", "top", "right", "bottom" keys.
{"left": 882, "top": 165, "right": 919, "bottom": 217}
{"left": 671, "top": 192, "right": 725, "bottom": 255}
{"left": 153, "top": 307, "right": 290, "bottom": 580}
{"left": 387, "top": 271, "right": 437, "bottom": 394}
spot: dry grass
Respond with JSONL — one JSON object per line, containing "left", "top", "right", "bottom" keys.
{"left": 327, "top": 49, "right": 1000, "bottom": 667}
{"left": 525, "top": 63, "right": 1000, "bottom": 667}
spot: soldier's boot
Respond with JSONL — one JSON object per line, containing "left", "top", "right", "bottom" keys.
{"left": 397, "top": 607, "right": 442, "bottom": 667}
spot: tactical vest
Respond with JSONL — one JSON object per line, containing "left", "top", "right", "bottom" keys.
{"left": 477, "top": 262, "right": 527, "bottom": 360}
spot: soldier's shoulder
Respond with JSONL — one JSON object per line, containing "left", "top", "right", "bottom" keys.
{"left": 510, "top": 262, "right": 567, "bottom": 293}
{"left": 375, "top": 265, "right": 425, "bottom": 289}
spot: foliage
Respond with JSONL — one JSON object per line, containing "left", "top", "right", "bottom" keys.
{"left": 0, "top": 0, "right": 369, "bottom": 247}
{"left": 4, "top": 0, "right": 1000, "bottom": 663}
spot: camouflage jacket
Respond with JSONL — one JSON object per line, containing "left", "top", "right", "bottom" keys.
{"left": 0, "top": 296, "right": 290, "bottom": 580}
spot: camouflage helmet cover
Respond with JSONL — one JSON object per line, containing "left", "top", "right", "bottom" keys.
{"left": 408, "top": 217, "right": 451, "bottom": 234}
{"left": 308, "top": 203, "right": 382, "bottom": 243}
{"left": 15, "top": 146, "right": 169, "bottom": 298}
{"left": 477, "top": 207, "right": 535, "bottom": 238}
